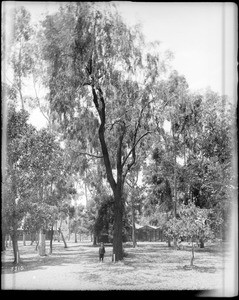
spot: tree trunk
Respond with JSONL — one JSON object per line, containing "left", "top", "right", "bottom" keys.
{"left": 199, "top": 238, "right": 204, "bottom": 248}
{"left": 9, "top": 161, "right": 20, "bottom": 263}
{"left": 11, "top": 231, "right": 20, "bottom": 264}
{"left": 49, "top": 225, "right": 54, "bottom": 254}
{"left": 68, "top": 216, "right": 71, "bottom": 241}
{"left": 30, "top": 232, "right": 35, "bottom": 245}
{"left": 92, "top": 86, "right": 127, "bottom": 261}
{"left": 75, "top": 230, "right": 78, "bottom": 243}
{"left": 2, "top": 232, "right": 6, "bottom": 251}
{"left": 11, "top": 202, "right": 20, "bottom": 263}
{"left": 12, "top": 237, "right": 20, "bottom": 264}
{"left": 6, "top": 234, "right": 10, "bottom": 248}
{"left": 35, "top": 233, "right": 39, "bottom": 250}
{"left": 84, "top": 174, "right": 88, "bottom": 208}
{"left": 59, "top": 228, "right": 67, "bottom": 248}
{"left": 131, "top": 204, "right": 137, "bottom": 248}
{"left": 93, "top": 233, "right": 97, "bottom": 245}
{"left": 190, "top": 241, "right": 195, "bottom": 266}
{"left": 167, "top": 238, "right": 171, "bottom": 247}
{"left": 112, "top": 190, "right": 124, "bottom": 261}
{"left": 38, "top": 229, "right": 46, "bottom": 256}
{"left": 23, "top": 231, "right": 26, "bottom": 246}
{"left": 173, "top": 132, "right": 178, "bottom": 250}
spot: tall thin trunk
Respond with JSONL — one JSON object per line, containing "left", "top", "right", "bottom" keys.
{"left": 2, "top": 232, "right": 6, "bottom": 251}
{"left": 93, "top": 233, "right": 97, "bottom": 245}
{"left": 9, "top": 159, "right": 20, "bottom": 263}
{"left": 59, "top": 228, "right": 67, "bottom": 248}
{"left": 190, "top": 241, "right": 195, "bottom": 266}
{"left": 85, "top": 171, "right": 88, "bottom": 208}
{"left": 10, "top": 209, "right": 20, "bottom": 264}
{"left": 173, "top": 136, "right": 178, "bottom": 249}
{"left": 75, "top": 229, "right": 78, "bottom": 243}
{"left": 30, "top": 232, "right": 35, "bottom": 245}
{"left": 18, "top": 41, "right": 25, "bottom": 111}
{"left": 93, "top": 234, "right": 96, "bottom": 245}
{"left": 131, "top": 204, "right": 137, "bottom": 248}
{"left": 23, "top": 231, "right": 26, "bottom": 246}
{"left": 35, "top": 233, "right": 39, "bottom": 251}
{"left": 11, "top": 233, "right": 20, "bottom": 264}
{"left": 6, "top": 234, "right": 10, "bottom": 248}
{"left": 49, "top": 225, "right": 54, "bottom": 254}
{"left": 68, "top": 216, "right": 71, "bottom": 241}
{"left": 38, "top": 228, "right": 46, "bottom": 256}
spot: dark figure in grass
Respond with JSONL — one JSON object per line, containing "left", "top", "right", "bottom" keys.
{"left": 99, "top": 242, "right": 105, "bottom": 262}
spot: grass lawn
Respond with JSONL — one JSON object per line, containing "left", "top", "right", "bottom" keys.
{"left": 1, "top": 240, "right": 231, "bottom": 293}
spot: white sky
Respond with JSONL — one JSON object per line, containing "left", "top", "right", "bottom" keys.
{"left": 2, "top": 1, "right": 237, "bottom": 130}
{"left": 3, "top": 1, "right": 237, "bottom": 100}
{"left": 116, "top": 2, "right": 237, "bottom": 100}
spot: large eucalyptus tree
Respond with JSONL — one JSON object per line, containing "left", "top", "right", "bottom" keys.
{"left": 41, "top": 2, "right": 171, "bottom": 260}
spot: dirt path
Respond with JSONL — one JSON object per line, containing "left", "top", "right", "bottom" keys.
{"left": 1, "top": 241, "right": 229, "bottom": 292}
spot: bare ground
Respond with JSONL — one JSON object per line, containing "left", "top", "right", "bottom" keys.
{"left": 1, "top": 240, "right": 230, "bottom": 293}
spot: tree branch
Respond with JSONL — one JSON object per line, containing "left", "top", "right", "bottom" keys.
{"left": 122, "top": 131, "right": 151, "bottom": 184}
{"left": 32, "top": 75, "right": 50, "bottom": 124}
{"left": 91, "top": 85, "right": 116, "bottom": 191}
{"left": 78, "top": 152, "right": 103, "bottom": 159}
{"left": 116, "top": 122, "right": 126, "bottom": 186}
{"left": 122, "top": 131, "right": 151, "bottom": 168}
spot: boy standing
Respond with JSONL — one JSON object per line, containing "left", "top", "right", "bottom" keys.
{"left": 99, "top": 242, "right": 105, "bottom": 262}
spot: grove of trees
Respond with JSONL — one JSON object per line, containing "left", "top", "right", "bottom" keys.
{"left": 2, "top": 2, "right": 236, "bottom": 263}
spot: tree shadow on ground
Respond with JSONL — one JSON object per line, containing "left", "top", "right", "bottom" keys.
{"left": 176, "top": 265, "right": 217, "bottom": 273}
{"left": 1, "top": 244, "right": 101, "bottom": 274}
{"left": 2, "top": 241, "right": 224, "bottom": 276}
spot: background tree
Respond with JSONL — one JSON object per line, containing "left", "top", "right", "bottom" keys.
{"left": 4, "top": 103, "right": 35, "bottom": 263}
{"left": 9, "top": 6, "right": 33, "bottom": 110}
{"left": 164, "top": 201, "right": 217, "bottom": 267}
{"left": 125, "top": 163, "right": 146, "bottom": 248}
